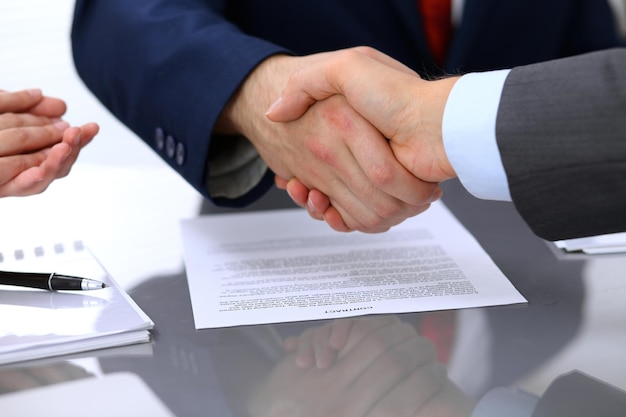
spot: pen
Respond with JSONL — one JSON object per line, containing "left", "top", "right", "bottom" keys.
{"left": 0, "top": 270, "right": 107, "bottom": 291}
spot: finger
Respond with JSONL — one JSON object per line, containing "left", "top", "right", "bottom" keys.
{"left": 294, "top": 327, "right": 317, "bottom": 368}
{"left": 0, "top": 143, "right": 72, "bottom": 197}
{"left": 335, "top": 316, "right": 401, "bottom": 358}
{"left": 75, "top": 122, "right": 99, "bottom": 146}
{"left": 365, "top": 362, "right": 449, "bottom": 417}
{"left": 0, "top": 152, "right": 47, "bottom": 186}
{"left": 306, "top": 188, "right": 330, "bottom": 220}
{"left": 0, "top": 113, "right": 61, "bottom": 130}
{"left": 328, "top": 318, "right": 357, "bottom": 350}
{"left": 54, "top": 125, "right": 97, "bottom": 179}
{"left": 274, "top": 175, "right": 288, "bottom": 190}
{"left": 322, "top": 206, "right": 353, "bottom": 232}
{"left": 264, "top": 50, "right": 370, "bottom": 122}
{"left": 311, "top": 323, "right": 338, "bottom": 369}
{"left": 325, "top": 193, "right": 393, "bottom": 233}
{"left": 282, "top": 335, "right": 299, "bottom": 352}
{"left": 0, "top": 121, "right": 69, "bottom": 156}
{"left": 27, "top": 96, "right": 67, "bottom": 118}
{"left": 346, "top": 121, "right": 441, "bottom": 207}
{"left": 348, "top": 332, "right": 438, "bottom": 410}
{"left": 284, "top": 177, "right": 309, "bottom": 208}
{"left": 413, "top": 378, "right": 476, "bottom": 417}
{"left": 61, "top": 126, "right": 83, "bottom": 148}
{"left": 308, "top": 192, "right": 398, "bottom": 233}
{"left": 266, "top": 48, "right": 416, "bottom": 123}
{"left": 51, "top": 138, "right": 81, "bottom": 180}
{"left": 332, "top": 321, "right": 425, "bottom": 415}
{"left": 61, "top": 123, "right": 98, "bottom": 152}
{"left": 308, "top": 95, "right": 433, "bottom": 231}
{"left": 322, "top": 188, "right": 440, "bottom": 233}
{"left": 0, "top": 89, "right": 43, "bottom": 113}
{"left": 326, "top": 195, "right": 420, "bottom": 234}
{"left": 292, "top": 98, "right": 416, "bottom": 232}
{"left": 353, "top": 46, "right": 417, "bottom": 75}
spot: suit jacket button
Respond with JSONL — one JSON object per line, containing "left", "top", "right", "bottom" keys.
{"left": 155, "top": 127, "right": 165, "bottom": 150}
{"left": 165, "top": 135, "right": 176, "bottom": 158}
{"left": 175, "top": 142, "right": 186, "bottom": 166}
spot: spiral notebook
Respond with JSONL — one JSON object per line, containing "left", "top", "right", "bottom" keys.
{"left": 0, "top": 240, "right": 154, "bottom": 366}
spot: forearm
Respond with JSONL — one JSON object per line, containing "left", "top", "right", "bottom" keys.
{"left": 72, "top": 0, "right": 287, "bottom": 203}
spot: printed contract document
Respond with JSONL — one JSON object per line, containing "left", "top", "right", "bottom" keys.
{"left": 181, "top": 202, "right": 526, "bottom": 329}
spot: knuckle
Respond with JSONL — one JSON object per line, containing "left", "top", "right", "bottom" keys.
{"left": 367, "top": 197, "right": 405, "bottom": 223}
{"left": 306, "top": 137, "right": 338, "bottom": 166}
{"left": 376, "top": 202, "right": 404, "bottom": 220}
{"left": 356, "top": 213, "right": 385, "bottom": 231}
{"left": 367, "top": 162, "right": 396, "bottom": 188}
{"left": 353, "top": 45, "right": 377, "bottom": 57}
{"left": 319, "top": 98, "right": 357, "bottom": 133}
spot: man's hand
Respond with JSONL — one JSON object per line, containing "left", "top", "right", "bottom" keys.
{"left": 216, "top": 54, "right": 441, "bottom": 233}
{"left": 266, "top": 48, "right": 459, "bottom": 231}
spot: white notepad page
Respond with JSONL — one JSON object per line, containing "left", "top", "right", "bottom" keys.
{"left": 0, "top": 240, "right": 154, "bottom": 365}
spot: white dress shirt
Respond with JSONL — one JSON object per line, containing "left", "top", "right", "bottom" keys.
{"left": 442, "top": 69, "right": 513, "bottom": 201}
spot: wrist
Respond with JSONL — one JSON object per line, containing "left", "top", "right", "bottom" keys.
{"left": 430, "top": 76, "right": 460, "bottom": 179}
{"left": 214, "top": 54, "right": 293, "bottom": 137}
{"left": 408, "top": 75, "right": 459, "bottom": 182}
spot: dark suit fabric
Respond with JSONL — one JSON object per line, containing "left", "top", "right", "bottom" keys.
{"left": 531, "top": 371, "right": 626, "bottom": 417}
{"left": 496, "top": 49, "right": 626, "bottom": 241}
{"left": 71, "top": 0, "right": 622, "bottom": 206}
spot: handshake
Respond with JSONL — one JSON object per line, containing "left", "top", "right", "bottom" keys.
{"left": 265, "top": 47, "right": 461, "bottom": 233}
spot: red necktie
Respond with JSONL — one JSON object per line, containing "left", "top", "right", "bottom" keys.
{"left": 419, "top": 310, "right": 456, "bottom": 363}
{"left": 418, "top": 0, "right": 452, "bottom": 67}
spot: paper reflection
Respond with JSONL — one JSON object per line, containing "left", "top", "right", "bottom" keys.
{"left": 0, "top": 288, "right": 110, "bottom": 339}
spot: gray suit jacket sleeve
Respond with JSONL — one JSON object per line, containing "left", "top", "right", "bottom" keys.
{"left": 495, "top": 48, "right": 626, "bottom": 241}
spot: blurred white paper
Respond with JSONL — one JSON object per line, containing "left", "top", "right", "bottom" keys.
{"left": 554, "top": 232, "right": 626, "bottom": 255}
{"left": 0, "top": 372, "right": 175, "bottom": 417}
{"left": 181, "top": 202, "right": 526, "bottom": 329}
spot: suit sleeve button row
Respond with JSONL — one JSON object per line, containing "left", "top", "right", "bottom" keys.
{"left": 154, "top": 127, "right": 186, "bottom": 166}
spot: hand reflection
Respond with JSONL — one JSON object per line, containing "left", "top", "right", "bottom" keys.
{"left": 248, "top": 316, "right": 475, "bottom": 417}
{"left": 0, "top": 361, "right": 93, "bottom": 394}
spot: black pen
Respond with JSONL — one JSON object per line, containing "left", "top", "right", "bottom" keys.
{"left": 0, "top": 270, "right": 107, "bottom": 291}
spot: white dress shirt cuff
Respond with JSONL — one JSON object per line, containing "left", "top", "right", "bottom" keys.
{"left": 471, "top": 387, "right": 539, "bottom": 417}
{"left": 442, "top": 70, "right": 512, "bottom": 201}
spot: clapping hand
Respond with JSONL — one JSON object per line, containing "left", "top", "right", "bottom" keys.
{"left": 0, "top": 89, "right": 98, "bottom": 197}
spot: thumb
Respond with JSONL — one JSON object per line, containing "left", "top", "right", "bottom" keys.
{"left": 265, "top": 88, "right": 329, "bottom": 123}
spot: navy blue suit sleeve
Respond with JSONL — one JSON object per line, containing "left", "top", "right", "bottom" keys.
{"left": 71, "top": 0, "right": 287, "bottom": 206}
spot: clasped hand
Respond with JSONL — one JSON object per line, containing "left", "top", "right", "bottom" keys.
{"left": 265, "top": 47, "right": 460, "bottom": 233}
{"left": 0, "top": 89, "right": 98, "bottom": 197}
{"left": 247, "top": 316, "right": 475, "bottom": 417}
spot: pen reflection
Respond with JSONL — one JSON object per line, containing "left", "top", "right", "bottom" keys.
{"left": 0, "top": 289, "right": 107, "bottom": 310}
